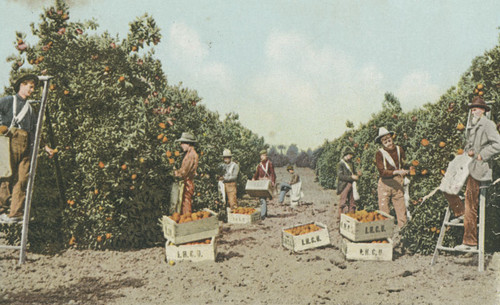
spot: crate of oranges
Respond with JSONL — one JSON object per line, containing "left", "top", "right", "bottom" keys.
{"left": 161, "top": 209, "right": 219, "bottom": 245}
{"left": 341, "top": 238, "right": 393, "bottom": 261}
{"left": 340, "top": 210, "right": 394, "bottom": 242}
{"left": 165, "top": 236, "right": 217, "bottom": 262}
{"left": 281, "top": 222, "right": 330, "bottom": 252}
{"left": 227, "top": 207, "right": 261, "bottom": 224}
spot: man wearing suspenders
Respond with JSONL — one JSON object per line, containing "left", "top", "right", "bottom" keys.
{"left": 219, "top": 149, "right": 239, "bottom": 209}
{"left": 0, "top": 74, "right": 38, "bottom": 223}
{"left": 375, "top": 127, "right": 409, "bottom": 228}
{"left": 252, "top": 149, "right": 276, "bottom": 220}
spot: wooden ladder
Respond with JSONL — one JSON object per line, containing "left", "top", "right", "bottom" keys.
{"left": 430, "top": 184, "right": 487, "bottom": 271}
{"left": 0, "top": 76, "right": 53, "bottom": 264}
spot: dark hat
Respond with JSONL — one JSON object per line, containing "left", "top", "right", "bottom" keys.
{"left": 175, "top": 132, "right": 197, "bottom": 144}
{"left": 13, "top": 74, "right": 39, "bottom": 93}
{"left": 374, "top": 127, "right": 395, "bottom": 144}
{"left": 342, "top": 146, "right": 355, "bottom": 157}
{"left": 286, "top": 165, "right": 294, "bottom": 171}
{"left": 468, "top": 96, "right": 490, "bottom": 112}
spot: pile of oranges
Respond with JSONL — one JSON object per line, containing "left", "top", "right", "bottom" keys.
{"left": 169, "top": 211, "right": 211, "bottom": 224}
{"left": 168, "top": 238, "right": 212, "bottom": 246}
{"left": 344, "top": 210, "right": 387, "bottom": 223}
{"left": 231, "top": 207, "right": 257, "bottom": 214}
{"left": 370, "top": 239, "right": 390, "bottom": 244}
{"left": 284, "top": 223, "right": 322, "bottom": 236}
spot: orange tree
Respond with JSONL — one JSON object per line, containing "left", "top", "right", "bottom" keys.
{"left": 0, "top": 0, "right": 266, "bottom": 251}
{"left": 316, "top": 34, "right": 500, "bottom": 254}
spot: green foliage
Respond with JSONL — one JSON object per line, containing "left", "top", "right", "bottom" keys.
{"left": 316, "top": 33, "right": 500, "bottom": 254}
{"left": 0, "top": 0, "right": 266, "bottom": 251}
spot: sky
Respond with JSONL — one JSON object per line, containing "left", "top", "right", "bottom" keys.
{"left": 1, "top": 0, "right": 499, "bottom": 150}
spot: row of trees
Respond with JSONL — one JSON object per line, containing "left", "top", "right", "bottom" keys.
{"left": 1, "top": 0, "right": 267, "bottom": 252}
{"left": 267, "top": 144, "right": 321, "bottom": 169}
{"left": 315, "top": 33, "right": 500, "bottom": 254}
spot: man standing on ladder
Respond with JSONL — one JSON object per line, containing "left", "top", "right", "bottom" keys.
{"left": 443, "top": 96, "right": 500, "bottom": 251}
{"left": 0, "top": 74, "right": 40, "bottom": 224}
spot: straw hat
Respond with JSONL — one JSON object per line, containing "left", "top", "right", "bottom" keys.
{"left": 222, "top": 149, "right": 232, "bottom": 157}
{"left": 374, "top": 127, "right": 395, "bottom": 144}
{"left": 175, "top": 132, "right": 197, "bottom": 144}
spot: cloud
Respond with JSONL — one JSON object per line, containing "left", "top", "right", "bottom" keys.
{"left": 168, "top": 22, "right": 209, "bottom": 64}
{"left": 7, "top": 0, "right": 93, "bottom": 7}
{"left": 395, "top": 71, "right": 441, "bottom": 110}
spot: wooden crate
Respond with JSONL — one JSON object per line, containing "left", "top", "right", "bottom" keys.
{"left": 245, "top": 180, "right": 273, "bottom": 198}
{"left": 339, "top": 210, "right": 394, "bottom": 242}
{"left": 161, "top": 209, "right": 219, "bottom": 245}
{"left": 281, "top": 222, "right": 331, "bottom": 252}
{"left": 165, "top": 237, "right": 216, "bottom": 262}
{"left": 226, "top": 207, "right": 261, "bottom": 224}
{"left": 341, "top": 238, "right": 393, "bottom": 261}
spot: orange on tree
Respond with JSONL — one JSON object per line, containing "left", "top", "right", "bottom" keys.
{"left": 457, "top": 148, "right": 464, "bottom": 155}
{"left": 98, "top": 161, "right": 105, "bottom": 168}
{"left": 439, "top": 141, "right": 446, "bottom": 148}
{"left": 457, "top": 123, "right": 465, "bottom": 131}
{"left": 411, "top": 160, "right": 419, "bottom": 166}
{"left": 174, "top": 151, "right": 180, "bottom": 156}
{"left": 159, "top": 122, "right": 166, "bottom": 129}
{"left": 97, "top": 236, "right": 102, "bottom": 242}
{"left": 166, "top": 151, "right": 172, "bottom": 157}
{"left": 118, "top": 76, "right": 125, "bottom": 82}
{"left": 157, "top": 133, "right": 164, "bottom": 140}
{"left": 121, "top": 164, "right": 127, "bottom": 170}
{"left": 421, "top": 138, "right": 429, "bottom": 146}
{"left": 131, "top": 174, "right": 137, "bottom": 180}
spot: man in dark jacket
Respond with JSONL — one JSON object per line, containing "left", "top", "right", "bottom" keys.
{"left": 337, "top": 146, "right": 361, "bottom": 218}
{"left": 0, "top": 74, "right": 38, "bottom": 223}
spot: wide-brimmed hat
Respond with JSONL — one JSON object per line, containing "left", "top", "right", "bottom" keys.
{"left": 374, "top": 127, "right": 395, "bottom": 144}
{"left": 222, "top": 149, "right": 232, "bottom": 157}
{"left": 286, "top": 165, "right": 294, "bottom": 171}
{"left": 13, "top": 74, "right": 39, "bottom": 93}
{"left": 342, "top": 146, "right": 355, "bottom": 157}
{"left": 175, "top": 132, "right": 197, "bottom": 144}
{"left": 259, "top": 149, "right": 267, "bottom": 155}
{"left": 469, "top": 96, "right": 490, "bottom": 112}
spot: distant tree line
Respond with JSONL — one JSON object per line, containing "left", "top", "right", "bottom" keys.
{"left": 268, "top": 144, "right": 322, "bottom": 169}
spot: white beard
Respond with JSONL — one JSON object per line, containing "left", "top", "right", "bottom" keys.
{"left": 471, "top": 115, "right": 481, "bottom": 125}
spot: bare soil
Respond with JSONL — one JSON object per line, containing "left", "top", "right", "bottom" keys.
{"left": 1, "top": 167, "right": 499, "bottom": 305}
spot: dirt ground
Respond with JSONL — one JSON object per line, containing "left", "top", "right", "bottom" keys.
{"left": 1, "top": 167, "right": 499, "bottom": 305}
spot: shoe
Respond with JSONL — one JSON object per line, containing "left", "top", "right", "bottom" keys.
{"left": 0, "top": 214, "right": 22, "bottom": 224}
{"left": 449, "top": 215, "right": 464, "bottom": 224}
{"left": 454, "top": 244, "right": 477, "bottom": 251}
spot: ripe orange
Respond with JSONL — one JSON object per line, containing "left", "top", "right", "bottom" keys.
{"left": 439, "top": 141, "right": 446, "bottom": 148}
{"left": 174, "top": 151, "right": 180, "bottom": 157}
{"left": 106, "top": 233, "right": 112, "bottom": 239}
{"left": 63, "top": 90, "right": 70, "bottom": 95}
{"left": 131, "top": 174, "right": 137, "bottom": 180}
{"left": 97, "top": 236, "right": 102, "bottom": 242}
{"left": 166, "top": 151, "right": 172, "bottom": 157}
{"left": 119, "top": 76, "right": 125, "bottom": 82}
{"left": 478, "top": 91, "right": 484, "bottom": 96}
{"left": 162, "top": 136, "right": 168, "bottom": 143}
{"left": 457, "top": 123, "right": 465, "bottom": 131}
{"left": 69, "top": 236, "right": 76, "bottom": 245}
{"left": 410, "top": 168, "right": 416, "bottom": 176}
{"left": 161, "top": 97, "right": 167, "bottom": 103}
{"left": 477, "top": 83, "right": 483, "bottom": 90}
{"left": 157, "top": 133, "right": 164, "bottom": 140}
{"left": 457, "top": 148, "right": 464, "bottom": 155}
{"left": 121, "top": 164, "right": 127, "bottom": 170}
{"left": 50, "top": 84, "right": 56, "bottom": 90}
{"left": 168, "top": 158, "right": 175, "bottom": 164}
{"left": 440, "top": 169, "right": 446, "bottom": 175}
{"left": 104, "top": 66, "right": 110, "bottom": 72}
{"left": 98, "top": 161, "right": 105, "bottom": 168}
{"left": 159, "top": 123, "right": 166, "bottom": 129}
{"left": 67, "top": 199, "right": 74, "bottom": 205}
{"left": 411, "top": 160, "right": 419, "bottom": 166}
{"left": 94, "top": 189, "right": 99, "bottom": 195}
{"left": 421, "top": 139, "right": 429, "bottom": 146}
{"left": 131, "top": 46, "right": 138, "bottom": 52}
{"left": 421, "top": 169, "right": 428, "bottom": 175}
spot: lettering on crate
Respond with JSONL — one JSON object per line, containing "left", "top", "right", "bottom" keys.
{"left": 177, "top": 250, "right": 203, "bottom": 258}
{"left": 359, "top": 248, "right": 384, "bottom": 256}
{"left": 364, "top": 225, "right": 386, "bottom": 234}
{"left": 301, "top": 235, "right": 322, "bottom": 245}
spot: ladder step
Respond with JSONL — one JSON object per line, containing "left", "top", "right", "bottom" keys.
{"left": 0, "top": 245, "right": 21, "bottom": 250}
{"left": 0, "top": 220, "right": 23, "bottom": 225}
{"left": 437, "top": 246, "right": 479, "bottom": 254}
{"left": 443, "top": 222, "right": 480, "bottom": 227}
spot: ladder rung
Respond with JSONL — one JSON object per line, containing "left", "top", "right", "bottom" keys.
{"left": 443, "top": 222, "right": 480, "bottom": 227}
{"left": 437, "top": 246, "right": 479, "bottom": 254}
{"left": 0, "top": 245, "right": 21, "bottom": 250}
{"left": 0, "top": 220, "right": 23, "bottom": 225}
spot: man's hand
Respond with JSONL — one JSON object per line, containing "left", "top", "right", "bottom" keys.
{"left": 0, "top": 125, "right": 8, "bottom": 135}
{"left": 351, "top": 174, "right": 359, "bottom": 180}
{"left": 477, "top": 154, "right": 482, "bottom": 161}
{"left": 394, "top": 169, "right": 409, "bottom": 176}
{"left": 44, "top": 145, "right": 58, "bottom": 159}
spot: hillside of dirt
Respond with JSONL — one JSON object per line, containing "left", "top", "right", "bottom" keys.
{"left": 1, "top": 167, "right": 498, "bottom": 305}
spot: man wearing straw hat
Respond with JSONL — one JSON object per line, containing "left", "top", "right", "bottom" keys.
{"left": 337, "top": 146, "right": 361, "bottom": 219}
{"left": 0, "top": 74, "right": 39, "bottom": 223}
{"left": 444, "top": 96, "right": 500, "bottom": 251}
{"left": 174, "top": 132, "right": 199, "bottom": 215}
{"left": 252, "top": 149, "right": 276, "bottom": 220}
{"left": 375, "top": 127, "right": 409, "bottom": 228}
{"left": 218, "top": 149, "right": 239, "bottom": 209}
